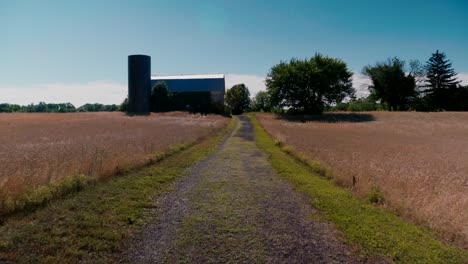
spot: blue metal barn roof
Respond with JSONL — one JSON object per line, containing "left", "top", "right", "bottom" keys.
{"left": 150, "top": 74, "right": 225, "bottom": 93}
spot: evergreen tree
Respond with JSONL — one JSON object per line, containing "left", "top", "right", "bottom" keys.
{"left": 424, "top": 50, "right": 460, "bottom": 110}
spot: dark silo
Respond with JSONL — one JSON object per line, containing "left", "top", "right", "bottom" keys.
{"left": 128, "top": 55, "right": 151, "bottom": 115}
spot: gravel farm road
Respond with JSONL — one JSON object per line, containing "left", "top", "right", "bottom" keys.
{"left": 123, "top": 116, "right": 364, "bottom": 263}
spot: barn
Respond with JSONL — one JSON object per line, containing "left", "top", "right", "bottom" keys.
{"left": 150, "top": 74, "right": 225, "bottom": 113}
{"left": 127, "top": 55, "right": 225, "bottom": 114}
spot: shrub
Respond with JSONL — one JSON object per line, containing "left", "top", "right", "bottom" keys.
{"left": 367, "top": 186, "right": 384, "bottom": 204}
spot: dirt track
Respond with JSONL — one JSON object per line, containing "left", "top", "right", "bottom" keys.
{"left": 123, "top": 116, "right": 362, "bottom": 263}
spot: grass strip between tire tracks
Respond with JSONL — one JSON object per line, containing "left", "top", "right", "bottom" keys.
{"left": 0, "top": 118, "right": 235, "bottom": 263}
{"left": 249, "top": 114, "right": 468, "bottom": 264}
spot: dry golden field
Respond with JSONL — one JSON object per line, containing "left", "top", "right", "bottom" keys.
{"left": 257, "top": 112, "right": 468, "bottom": 249}
{"left": 0, "top": 112, "right": 228, "bottom": 205}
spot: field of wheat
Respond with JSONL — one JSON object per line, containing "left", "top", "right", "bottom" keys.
{"left": 0, "top": 112, "right": 228, "bottom": 206}
{"left": 257, "top": 112, "right": 468, "bottom": 249}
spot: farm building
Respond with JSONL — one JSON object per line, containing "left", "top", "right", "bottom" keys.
{"left": 128, "top": 55, "right": 225, "bottom": 114}
{"left": 151, "top": 74, "right": 225, "bottom": 113}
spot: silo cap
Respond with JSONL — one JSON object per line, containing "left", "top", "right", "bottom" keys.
{"left": 128, "top": 54, "right": 151, "bottom": 58}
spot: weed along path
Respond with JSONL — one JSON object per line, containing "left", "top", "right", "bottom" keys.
{"left": 124, "top": 116, "right": 362, "bottom": 263}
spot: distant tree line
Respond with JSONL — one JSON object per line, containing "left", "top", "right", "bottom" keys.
{"left": 120, "top": 49, "right": 467, "bottom": 116}
{"left": 78, "top": 103, "right": 119, "bottom": 112}
{"left": 0, "top": 102, "right": 120, "bottom": 113}
{"left": 246, "top": 50, "right": 467, "bottom": 114}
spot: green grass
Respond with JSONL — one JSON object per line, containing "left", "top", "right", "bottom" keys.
{"left": 0, "top": 142, "right": 200, "bottom": 218}
{"left": 0, "top": 118, "right": 235, "bottom": 263}
{"left": 0, "top": 174, "right": 96, "bottom": 217}
{"left": 249, "top": 114, "right": 468, "bottom": 264}
{"left": 168, "top": 122, "right": 266, "bottom": 262}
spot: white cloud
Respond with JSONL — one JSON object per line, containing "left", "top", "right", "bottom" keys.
{"left": 458, "top": 73, "right": 468, "bottom": 86}
{"left": 352, "top": 74, "right": 372, "bottom": 98}
{"left": 0, "top": 72, "right": 465, "bottom": 107}
{"left": 225, "top": 74, "right": 266, "bottom": 97}
{"left": 0, "top": 75, "right": 267, "bottom": 106}
{"left": 0, "top": 81, "right": 127, "bottom": 107}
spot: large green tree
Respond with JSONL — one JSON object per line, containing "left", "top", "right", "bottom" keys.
{"left": 362, "top": 58, "right": 417, "bottom": 111}
{"left": 424, "top": 50, "right": 460, "bottom": 110}
{"left": 251, "top": 91, "right": 271, "bottom": 112}
{"left": 225, "top": 83, "right": 251, "bottom": 115}
{"left": 151, "top": 81, "right": 172, "bottom": 112}
{"left": 266, "top": 54, "right": 354, "bottom": 114}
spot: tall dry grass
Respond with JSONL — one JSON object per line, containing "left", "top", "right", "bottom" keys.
{"left": 257, "top": 112, "right": 468, "bottom": 249}
{"left": 0, "top": 112, "right": 228, "bottom": 210}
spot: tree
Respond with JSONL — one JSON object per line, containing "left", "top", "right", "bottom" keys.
{"left": 266, "top": 54, "right": 354, "bottom": 114}
{"left": 424, "top": 50, "right": 461, "bottom": 110}
{"left": 78, "top": 103, "right": 105, "bottom": 112}
{"left": 56, "top": 103, "right": 76, "bottom": 112}
{"left": 362, "top": 58, "right": 417, "bottom": 111}
{"left": 225, "top": 83, "right": 251, "bottom": 114}
{"left": 251, "top": 91, "right": 271, "bottom": 112}
{"left": 409, "top": 59, "right": 426, "bottom": 89}
{"left": 119, "top": 97, "right": 128, "bottom": 112}
{"left": 151, "top": 81, "right": 172, "bottom": 112}
{"left": 444, "top": 85, "right": 468, "bottom": 111}
{"left": 0, "top": 103, "right": 21, "bottom": 113}
{"left": 36, "top": 102, "right": 48, "bottom": 112}
{"left": 346, "top": 96, "right": 381, "bottom": 112}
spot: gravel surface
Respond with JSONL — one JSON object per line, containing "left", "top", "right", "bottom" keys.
{"left": 123, "top": 116, "right": 365, "bottom": 263}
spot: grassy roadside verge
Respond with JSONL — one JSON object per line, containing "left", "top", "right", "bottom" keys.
{"left": 0, "top": 118, "right": 235, "bottom": 263}
{"left": 249, "top": 114, "right": 468, "bottom": 264}
{"left": 0, "top": 142, "right": 199, "bottom": 218}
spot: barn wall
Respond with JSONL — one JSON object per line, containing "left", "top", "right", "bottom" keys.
{"left": 150, "top": 78, "right": 225, "bottom": 92}
{"left": 151, "top": 77, "right": 225, "bottom": 113}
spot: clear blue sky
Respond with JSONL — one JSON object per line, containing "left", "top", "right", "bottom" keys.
{"left": 0, "top": 0, "right": 467, "bottom": 104}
